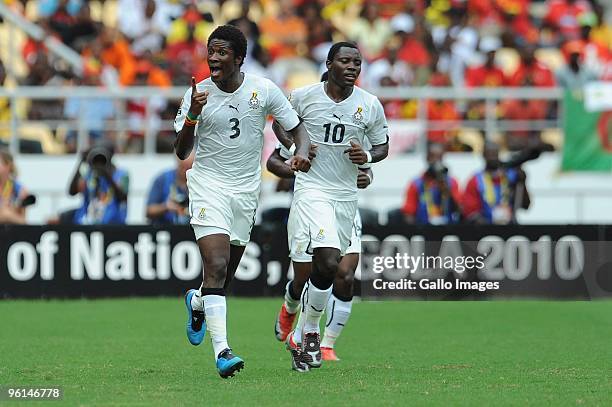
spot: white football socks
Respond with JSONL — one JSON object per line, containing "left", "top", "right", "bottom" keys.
{"left": 190, "top": 287, "right": 203, "bottom": 311}
{"left": 321, "top": 295, "right": 353, "bottom": 349}
{"left": 284, "top": 281, "right": 301, "bottom": 314}
{"left": 293, "top": 287, "right": 307, "bottom": 344}
{"left": 202, "top": 295, "right": 229, "bottom": 359}
{"left": 302, "top": 280, "right": 333, "bottom": 335}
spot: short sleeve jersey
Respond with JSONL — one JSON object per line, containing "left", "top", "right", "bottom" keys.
{"left": 175, "top": 73, "right": 301, "bottom": 193}
{"left": 289, "top": 83, "right": 387, "bottom": 201}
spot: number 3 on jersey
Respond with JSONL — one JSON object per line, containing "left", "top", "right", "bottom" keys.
{"left": 323, "top": 123, "right": 345, "bottom": 143}
{"left": 229, "top": 118, "right": 240, "bottom": 139}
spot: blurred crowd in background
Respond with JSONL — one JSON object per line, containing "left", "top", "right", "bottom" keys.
{"left": 0, "top": 0, "right": 610, "bottom": 154}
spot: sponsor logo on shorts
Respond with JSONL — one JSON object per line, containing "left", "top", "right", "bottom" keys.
{"left": 315, "top": 228, "right": 325, "bottom": 241}
{"left": 198, "top": 208, "right": 206, "bottom": 220}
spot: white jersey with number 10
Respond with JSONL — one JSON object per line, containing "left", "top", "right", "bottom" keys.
{"left": 289, "top": 82, "right": 388, "bottom": 201}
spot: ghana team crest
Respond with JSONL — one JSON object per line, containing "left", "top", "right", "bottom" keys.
{"left": 315, "top": 228, "right": 325, "bottom": 241}
{"left": 352, "top": 106, "right": 364, "bottom": 124}
{"left": 249, "top": 91, "right": 260, "bottom": 109}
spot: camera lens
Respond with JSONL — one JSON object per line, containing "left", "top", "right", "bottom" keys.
{"left": 87, "top": 147, "right": 110, "bottom": 166}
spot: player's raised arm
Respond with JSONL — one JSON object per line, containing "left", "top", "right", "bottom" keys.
{"left": 174, "top": 77, "right": 209, "bottom": 160}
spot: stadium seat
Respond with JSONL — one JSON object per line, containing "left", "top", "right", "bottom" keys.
{"left": 102, "top": 0, "right": 118, "bottom": 28}
{"left": 541, "top": 128, "right": 563, "bottom": 151}
{"left": 25, "top": 0, "right": 38, "bottom": 21}
{"left": 20, "top": 139, "right": 44, "bottom": 153}
{"left": 220, "top": 0, "right": 242, "bottom": 21}
{"left": 198, "top": 1, "right": 221, "bottom": 22}
{"left": 271, "top": 57, "right": 318, "bottom": 88}
{"left": 0, "top": 137, "right": 42, "bottom": 153}
{"left": 0, "top": 23, "right": 28, "bottom": 78}
{"left": 528, "top": 2, "right": 549, "bottom": 20}
{"left": 89, "top": 1, "right": 103, "bottom": 23}
{"left": 458, "top": 128, "right": 484, "bottom": 153}
{"left": 535, "top": 48, "right": 565, "bottom": 72}
{"left": 286, "top": 71, "right": 320, "bottom": 90}
{"left": 17, "top": 123, "right": 66, "bottom": 154}
{"left": 495, "top": 48, "right": 520, "bottom": 77}
{"left": 359, "top": 207, "right": 379, "bottom": 227}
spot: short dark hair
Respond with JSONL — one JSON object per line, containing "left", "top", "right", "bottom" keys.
{"left": 326, "top": 41, "right": 359, "bottom": 62}
{"left": 208, "top": 25, "right": 247, "bottom": 65}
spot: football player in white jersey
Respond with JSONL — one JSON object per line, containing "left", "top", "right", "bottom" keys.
{"left": 275, "top": 42, "right": 389, "bottom": 370}
{"left": 174, "top": 25, "right": 311, "bottom": 379}
{"left": 268, "top": 139, "right": 373, "bottom": 369}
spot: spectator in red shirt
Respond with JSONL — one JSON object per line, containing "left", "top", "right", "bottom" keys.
{"left": 166, "top": 23, "right": 208, "bottom": 84}
{"left": 395, "top": 16, "right": 431, "bottom": 67}
{"left": 503, "top": 46, "right": 554, "bottom": 148}
{"left": 465, "top": 37, "right": 505, "bottom": 122}
{"left": 507, "top": 47, "right": 556, "bottom": 87}
{"left": 427, "top": 70, "right": 462, "bottom": 146}
{"left": 461, "top": 142, "right": 530, "bottom": 224}
{"left": 465, "top": 37, "right": 506, "bottom": 87}
{"left": 401, "top": 143, "right": 461, "bottom": 224}
{"left": 469, "top": 0, "right": 536, "bottom": 44}
{"left": 544, "top": 0, "right": 592, "bottom": 41}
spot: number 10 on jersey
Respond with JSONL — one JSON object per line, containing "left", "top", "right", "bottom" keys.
{"left": 323, "top": 123, "right": 345, "bottom": 143}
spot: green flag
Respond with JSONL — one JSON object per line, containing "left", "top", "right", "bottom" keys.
{"left": 562, "top": 89, "right": 612, "bottom": 171}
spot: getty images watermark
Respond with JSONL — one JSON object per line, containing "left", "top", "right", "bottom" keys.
{"left": 369, "top": 252, "right": 498, "bottom": 293}
{"left": 356, "top": 235, "right": 592, "bottom": 299}
{"left": 356, "top": 236, "right": 609, "bottom": 299}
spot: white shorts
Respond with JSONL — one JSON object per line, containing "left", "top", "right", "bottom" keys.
{"left": 187, "top": 171, "right": 258, "bottom": 246}
{"left": 288, "top": 195, "right": 357, "bottom": 262}
{"left": 345, "top": 210, "right": 362, "bottom": 255}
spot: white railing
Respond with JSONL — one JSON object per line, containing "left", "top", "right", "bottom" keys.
{"left": 0, "top": 86, "right": 563, "bottom": 155}
{"left": 0, "top": 3, "right": 83, "bottom": 74}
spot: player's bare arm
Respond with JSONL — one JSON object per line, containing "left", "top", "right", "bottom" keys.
{"left": 267, "top": 149, "right": 295, "bottom": 179}
{"left": 267, "top": 144, "right": 319, "bottom": 179}
{"left": 272, "top": 120, "right": 292, "bottom": 149}
{"left": 344, "top": 140, "right": 389, "bottom": 165}
{"left": 175, "top": 77, "right": 209, "bottom": 160}
{"left": 271, "top": 119, "right": 312, "bottom": 173}
{"left": 357, "top": 168, "right": 373, "bottom": 189}
{"left": 286, "top": 123, "right": 311, "bottom": 172}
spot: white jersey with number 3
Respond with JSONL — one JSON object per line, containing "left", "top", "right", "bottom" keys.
{"left": 289, "top": 82, "right": 388, "bottom": 201}
{"left": 174, "top": 73, "right": 300, "bottom": 193}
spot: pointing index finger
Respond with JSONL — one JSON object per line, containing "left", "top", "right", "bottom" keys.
{"left": 191, "top": 77, "right": 196, "bottom": 93}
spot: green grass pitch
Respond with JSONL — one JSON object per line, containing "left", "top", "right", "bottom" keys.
{"left": 1, "top": 299, "right": 611, "bottom": 406}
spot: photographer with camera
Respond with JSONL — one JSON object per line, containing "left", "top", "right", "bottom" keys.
{"left": 401, "top": 143, "right": 461, "bottom": 225}
{"left": 462, "top": 142, "right": 531, "bottom": 225}
{"left": 145, "top": 152, "right": 194, "bottom": 225}
{"left": 69, "top": 142, "right": 129, "bottom": 224}
{"left": 0, "top": 149, "right": 35, "bottom": 224}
